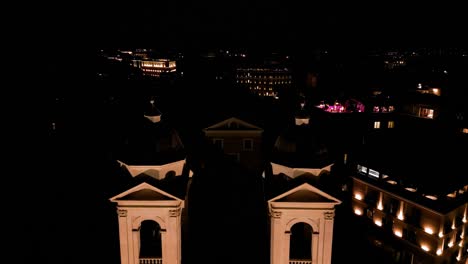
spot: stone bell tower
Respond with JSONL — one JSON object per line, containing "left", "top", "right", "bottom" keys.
{"left": 268, "top": 183, "right": 341, "bottom": 264}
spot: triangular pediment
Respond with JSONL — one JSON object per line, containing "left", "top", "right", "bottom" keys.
{"left": 204, "top": 117, "right": 263, "bottom": 131}
{"left": 110, "top": 182, "right": 182, "bottom": 202}
{"left": 269, "top": 183, "right": 341, "bottom": 204}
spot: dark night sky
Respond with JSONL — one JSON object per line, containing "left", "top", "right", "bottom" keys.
{"left": 30, "top": 2, "right": 468, "bottom": 51}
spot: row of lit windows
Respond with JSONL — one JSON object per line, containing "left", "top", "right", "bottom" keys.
{"left": 249, "top": 87, "right": 273, "bottom": 91}
{"left": 236, "top": 68, "right": 290, "bottom": 73}
{"left": 372, "top": 106, "right": 395, "bottom": 113}
{"left": 374, "top": 121, "right": 394, "bottom": 129}
{"left": 238, "top": 80, "right": 291, "bottom": 84}
{"left": 359, "top": 164, "right": 468, "bottom": 202}
{"left": 237, "top": 75, "right": 291, "bottom": 79}
{"left": 142, "top": 69, "right": 177, "bottom": 73}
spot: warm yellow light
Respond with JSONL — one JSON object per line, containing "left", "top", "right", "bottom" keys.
{"left": 397, "top": 201, "right": 405, "bottom": 220}
{"left": 452, "top": 219, "right": 456, "bottom": 229}
{"left": 436, "top": 249, "right": 442, "bottom": 256}
{"left": 459, "top": 241, "right": 463, "bottom": 247}
{"left": 421, "top": 245, "right": 430, "bottom": 252}
{"left": 439, "top": 231, "right": 444, "bottom": 238}
{"left": 375, "top": 219, "right": 382, "bottom": 227}
{"left": 354, "top": 193, "right": 362, "bottom": 200}
{"left": 397, "top": 210, "right": 404, "bottom": 220}
{"left": 424, "top": 227, "right": 434, "bottom": 234}
{"left": 448, "top": 241, "right": 454, "bottom": 248}
{"left": 377, "top": 193, "right": 384, "bottom": 210}
{"left": 354, "top": 208, "right": 363, "bottom": 215}
{"left": 394, "top": 230, "right": 403, "bottom": 237}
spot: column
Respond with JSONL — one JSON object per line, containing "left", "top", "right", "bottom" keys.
{"left": 118, "top": 208, "right": 129, "bottom": 264}
{"left": 322, "top": 211, "right": 335, "bottom": 264}
{"left": 166, "top": 207, "right": 182, "bottom": 264}
{"left": 312, "top": 232, "right": 319, "bottom": 264}
{"left": 132, "top": 228, "right": 140, "bottom": 264}
{"left": 270, "top": 210, "right": 282, "bottom": 264}
{"left": 284, "top": 231, "right": 291, "bottom": 264}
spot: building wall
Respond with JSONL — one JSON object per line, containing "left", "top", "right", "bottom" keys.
{"left": 206, "top": 132, "right": 263, "bottom": 169}
{"left": 351, "top": 177, "right": 468, "bottom": 263}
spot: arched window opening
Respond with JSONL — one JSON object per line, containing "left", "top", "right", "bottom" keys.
{"left": 289, "top": 222, "right": 312, "bottom": 261}
{"left": 139, "top": 220, "right": 162, "bottom": 258}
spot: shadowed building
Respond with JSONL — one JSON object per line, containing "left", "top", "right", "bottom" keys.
{"left": 203, "top": 117, "right": 264, "bottom": 172}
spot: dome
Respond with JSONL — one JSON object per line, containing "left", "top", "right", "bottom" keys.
{"left": 119, "top": 99, "right": 185, "bottom": 165}
{"left": 272, "top": 116, "right": 331, "bottom": 169}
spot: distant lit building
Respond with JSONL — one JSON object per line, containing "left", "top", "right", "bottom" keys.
{"left": 401, "top": 85, "right": 442, "bottom": 120}
{"left": 366, "top": 90, "right": 397, "bottom": 131}
{"left": 132, "top": 59, "right": 176, "bottom": 78}
{"left": 236, "top": 66, "right": 292, "bottom": 98}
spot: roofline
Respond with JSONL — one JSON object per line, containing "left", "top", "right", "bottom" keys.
{"left": 204, "top": 117, "right": 263, "bottom": 131}
{"left": 109, "top": 182, "right": 183, "bottom": 202}
{"left": 268, "top": 182, "right": 342, "bottom": 204}
{"left": 352, "top": 176, "right": 451, "bottom": 216}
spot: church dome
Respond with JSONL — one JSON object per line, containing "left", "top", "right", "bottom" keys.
{"left": 119, "top": 98, "right": 185, "bottom": 165}
{"left": 272, "top": 103, "right": 331, "bottom": 168}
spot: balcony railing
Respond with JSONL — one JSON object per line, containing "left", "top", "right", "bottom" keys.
{"left": 290, "top": 260, "right": 312, "bottom": 264}
{"left": 139, "top": 257, "right": 162, "bottom": 264}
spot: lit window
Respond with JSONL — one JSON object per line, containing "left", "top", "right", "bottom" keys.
{"left": 243, "top": 139, "right": 253, "bottom": 151}
{"left": 388, "top": 121, "right": 394, "bottom": 128}
{"left": 369, "top": 169, "right": 379, "bottom": 178}
{"left": 357, "top": 165, "right": 367, "bottom": 174}
{"left": 421, "top": 245, "right": 430, "bottom": 252}
{"left": 374, "top": 121, "right": 381, "bottom": 129}
{"left": 419, "top": 108, "right": 434, "bottom": 119}
{"left": 462, "top": 128, "right": 468, "bottom": 134}
{"left": 424, "top": 227, "right": 434, "bottom": 234}
{"left": 394, "top": 230, "right": 403, "bottom": 237}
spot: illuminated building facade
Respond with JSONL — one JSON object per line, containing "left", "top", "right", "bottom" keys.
{"left": 236, "top": 67, "right": 292, "bottom": 98}
{"left": 132, "top": 59, "right": 177, "bottom": 78}
{"left": 350, "top": 130, "right": 468, "bottom": 264}
{"left": 351, "top": 171, "right": 467, "bottom": 264}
